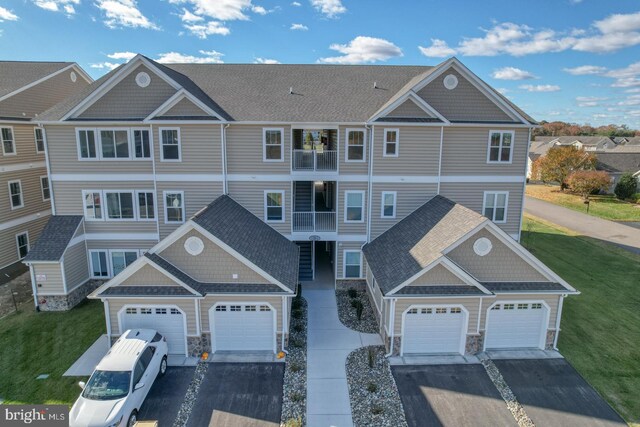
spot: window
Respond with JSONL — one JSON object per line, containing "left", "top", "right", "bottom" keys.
{"left": 136, "top": 191, "right": 155, "bottom": 220}
{"left": 100, "top": 130, "right": 129, "bottom": 159}
{"left": 450, "top": 307, "right": 462, "bottom": 314}
{"left": 487, "top": 131, "right": 514, "bottom": 163}
{"left": 215, "top": 306, "right": 227, "bottom": 312}
{"left": 346, "top": 129, "right": 365, "bottom": 161}
{"left": 381, "top": 191, "right": 396, "bottom": 218}
{"left": 531, "top": 303, "right": 543, "bottom": 310}
{"left": 16, "top": 232, "right": 29, "bottom": 259}
{"left": 105, "top": 192, "right": 135, "bottom": 220}
{"left": 230, "top": 305, "right": 241, "bottom": 311}
{"left": 77, "top": 129, "right": 97, "bottom": 159}
{"left": 34, "top": 128, "right": 45, "bottom": 153}
{"left": 170, "top": 308, "right": 181, "bottom": 315}
{"left": 8, "top": 180, "right": 23, "bottom": 209}
{"left": 160, "top": 128, "right": 181, "bottom": 161}
{"left": 140, "top": 308, "right": 152, "bottom": 314}
{"left": 503, "top": 304, "right": 515, "bottom": 310}
{"left": 164, "top": 191, "right": 184, "bottom": 223}
{"left": 263, "top": 128, "right": 284, "bottom": 161}
{"left": 345, "top": 191, "right": 364, "bottom": 222}
{"left": 436, "top": 308, "right": 447, "bottom": 314}
{"left": 483, "top": 192, "right": 508, "bottom": 223}
{"left": 111, "top": 251, "right": 138, "bottom": 276}
{"left": 344, "top": 250, "right": 362, "bottom": 278}
{"left": 265, "top": 191, "right": 284, "bottom": 222}
{"left": 245, "top": 305, "right": 257, "bottom": 312}
{"left": 155, "top": 308, "right": 167, "bottom": 315}
{"left": 126, "top": 308, "right": 137, "bottom": 314}
{"left": 383, "top": 129, "right": 399, "bottom": 157}
{"left": 83, "top": 191, "right": 103, "bottom": 220}
{"left": 40, "top": 176, "right": 50, "bottom": 201}
{"left": 408, "top": 308, "right": 418, "bottom": 314}
{"left": 1, "top": 127, "right": 15, "bottom": 155}
{"left": 260, "top": 305, "right": 271, "bottom": 312}
{"left": 90, "top": 251, "right": 109, "bottom": 278}
{"left": 517, "top": 303, "right": 528, "bottom": 310}
{"left": 133, "top": 129, "right": 151, "bottom": 158}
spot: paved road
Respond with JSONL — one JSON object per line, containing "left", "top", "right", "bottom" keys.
{"left": 524, "top": 196, "right": 640, "bottom": 255}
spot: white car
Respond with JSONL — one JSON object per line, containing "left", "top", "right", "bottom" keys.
{"left": 70, "top": 329, "right": 169, "bottom": 427}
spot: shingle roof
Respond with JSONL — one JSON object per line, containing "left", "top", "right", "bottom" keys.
{"left": 100, "top": 285, "right": 196, "bottom": 297}
{"left": 362, "top": 195, "right": 486, "bottom": 295}
{"left": 482, "top": 282, "right": 568, "bottom": 292}
{"left": 595, "top": 153, "right": 640, "bottom": 174}
{"left": 22, "top": 216, "right": 83, "bottom": 262}
{"left": 0, "top": 61, "right": 74, "bottom": 99}
{"left": 395, "top": 285, "right": 485, "bottom": 296}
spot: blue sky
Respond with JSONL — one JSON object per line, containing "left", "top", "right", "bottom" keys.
{"left": 1, "top": 0, "right": 640, "bottom": 127}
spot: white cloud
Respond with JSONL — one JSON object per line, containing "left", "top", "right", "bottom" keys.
{"left": 576, "top": 96, "right": 608, "bottom": 107}
{"left": 180, "top": 8, "right": 203, "bottom": 22}
{"left": 563, "top": 65, "right": 607, "bottom": 75}
{"left": 319, "top": 36, "right": 403, "bottom": 64}
{"left": 492, "top": 66, "right": 536, "bottom": 80}
{"left": 184, "top": 21, "right": 230, "bottom": 38}
{"left": 107, "top": 51, "right": 136, "bottom": 60}
{"left": 169, "top": 0, "right": 255, "bottom": 21}
{"left": 418, "top": 39, "right": 456, "bottom": 57}
{"left": 156, "top": 50, "right": 224, "bottom": 64}
{"left": 254, "top": 57, "right": 281, "bottom": 64}
{"left": 618, "top": 95, "right": 640, "bottom": 106}
{"left": 33, "top": 0, "right": 79, "bottom": 15}
{"left": 0, "top": 6, "right": 19, "bottom": 21}
{"left": 625, "top": 88, "right": 640, "bottom": 93}
{"left": 600, "top": 62, "right": 640, "bottom": 88}
{"left": 572, "top": 31, "right": 640, "bottom": 53}
{"left": 519, "top": 84, "right": 560, "bottom": 92}
{"left": 310, "top": 0, "right": 345, "bottom": 18}
{"left": 291, "top": 1, "right": 301, "bottom": 5}
{"left": 95, "top": 0, "right": 158, "bottom": 29}
{"left": 290, "top": 23, "right": 308, "bottom": 31}
{"left": 251, "top": 5, "right": 268, "bottom": 14}
{"left": 593, "top": 11, "right": 640, "bottom": 34}
{"left": 90, "top": 62, "right": 120, "bottom": 70}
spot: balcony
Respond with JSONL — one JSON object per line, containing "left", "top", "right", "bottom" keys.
{"left": 292, "top": 128, "right": 338, "bottom": 173}
{"left": 292, "top": 211, "right": 337, "bottom": 232}
{"left": 292, "top": 149, "right": 337, "bottom": 172}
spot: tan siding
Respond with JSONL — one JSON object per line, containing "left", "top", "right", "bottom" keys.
{"left": 1, "top": 169, "right": 51, "bottom": 222}
{"left": 479, "top": 294, "right": 560, "bottom": 330}
{"left": 32, "top": 263, "right": 64, "bottom": 294}
{"left": 337, "top": 181, "right": 368, "bottom": 235}
{"left": 63, "top": 242, "right": 89, "bottom": 289}
{"left": 227, "top": 180, "right": 291, "bottom": 235}
{"left": 385, "top": 99, "right": 433, "bottom": 118}
{"left": 0, "top": 214, "right": 48, "bottom": 268}
{"left": 0, "top": 123, "right": 45, "bottom": 166}
{"left": 407, "top": 264, "right": 466, "bottom": 286}
{"left": 338, "top": 125, "right": 369, "bottom": 175}
{"left": 160, "top": 98, "right": 208, "bottom": 117}
{"left": 120, "top": 264, "right": 178, "bottom": 287}
{"left": 86, "top": 240, "right": 155, "bottom": 250}
{"left": 226, "top": 125, "right": 291, "bottom": 174}
{"left": 108, "top": 298, "right": 198, "bottom": 335}
{"left": 336, "top": 241, "right": 366, "bottom": 279}
{"left": 200, "top": 295, "right": 283, "bottom": 332}
{"left": 372, "top": 126, "right": 440, "bottom": 176}
{"left": 154, "top": 125, "right": 223, "bottom": 174}
{"left": 393, "top": 297, "right": 481, "bottom": 335}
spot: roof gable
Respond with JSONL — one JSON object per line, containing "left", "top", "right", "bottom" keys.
{"left": 384, "top": 98, "right": 434, "bottom": 119}
{"left": 407, "top": 262, "right": 465, "bottom": 286}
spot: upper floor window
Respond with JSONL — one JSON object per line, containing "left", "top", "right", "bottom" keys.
{"left": 263, "top": 128, "right": 284, "bottom": 162}
{"left": 164, "top": 191, "right": 185, "bottom": 223}
{"left": 16, "top": 232, "right": 29, "bottom": 259}
{"left": 40, "top": 176, "right": 50, "bottom": 201}
{"left": 487, "top": 131, "right": 514, "bottom": 163}
{"left": 137, "top": 191, "right": 155, "bottom": 220}
{"left": 483, "top": 191, "right": 508, "bottom": 223}
{"left": 8, "top": 180, "right": 23, "bottom": 209}
{"left": 383, "top": 129, "right": 399, "bottom": 157}
{"left": 83, "top": 191, "right": 103, "bottom": 220}
{"left": 160, "top": 128, "right": 181, "bottom": 161}
{"left": 265, "top": 190, "right": 285, "bottom": 222}
{"left": 105, "top": 192, "right": 135, "bottom": 220}
{"left": 90, "top": 250, "right": 109, "bottom": 278}
{"left": 111, "top": 250, "right": 138, "bottom": 276}
{"left": 34, "top": 128, "right": 45, "bottom": 153}
{"left": 344, "top": 250, "right": 362, "bottom": 278}
{"left": 133, "top": 129, "right": 151, "bottom": 159}
{"left": 1, "top": 127, "right": 15, "bottom": 156}
{"left": 77, "top": 129, "right": 97, "bottom": 159}
{"left": 100, "top": 130, "right": 129, "bottom": 159}
{"left": 346, "top": 129, "right": 365, "bottom": 162}
{"left": 381, "top": 191, "right": 396, "bottom": 218}
{"left": 345, "top": 191, "right": 364, "bottom": 222}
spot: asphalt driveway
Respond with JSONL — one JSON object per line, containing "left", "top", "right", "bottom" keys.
{"left": 137, "top": 367, "right": 195, "bottom": 425}
{"left": 392, "top": 364, "right": 516, "bottom": 427}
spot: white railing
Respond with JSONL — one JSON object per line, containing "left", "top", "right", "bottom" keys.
{"left": 293, "top": 211, "right": 337, "bottom": 232}
{"left": 292, "top": 150, "right": 337, "bottom": 171}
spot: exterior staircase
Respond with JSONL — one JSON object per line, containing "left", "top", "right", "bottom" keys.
{"left": 294, "top": 181, "right": 313, "bottom": 212}
{"left": 297, "top": 241, "right": 313, "bottom": 281}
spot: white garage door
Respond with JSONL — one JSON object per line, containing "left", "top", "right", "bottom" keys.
{"left": 212, "top": 304, "right": 275, "bottom": 352}
{"left": 121, "top": 306, "right": 186, "bottom": 355}
{"left": 485, "top": 302, "right": 548, "bottom": 349}
{"left": 403, "top": 306, "right": 467, "bottom": 355}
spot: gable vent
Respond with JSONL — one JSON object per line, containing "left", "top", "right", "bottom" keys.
{"left": 136, "top": 72, "right": 151, "bottom": 88}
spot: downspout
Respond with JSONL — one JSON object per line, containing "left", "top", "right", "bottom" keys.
{"left": 281, "top": 296, "right": 289, "bottom": 354}
{"left": 150, "top": 124, "right": 160, "bottom": 242}
{"left": 104, "top": 299, "right": 112, "bottom": 341}
{"left": 553, "top": 295, "right": 565, "bottom": 350}
{"left": 28, "top": 264, "right": 38, "bottom": 310}
{"left": 221, "top": 124, "right": 230, "bottom": 194}
{"left": 366, "top": 124, "right": 373, "bottom": 243}
{"left": 437, "top": 126, "right": 444, "bottom": 195}
{"left": 385, "top": 297, "right": 397, "bottom": 357}
{"left": 518, "top": 127, "right": 533, "bottom": 242}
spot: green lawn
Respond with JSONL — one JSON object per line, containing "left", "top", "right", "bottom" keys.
{"left": 526, "top": 184, "right": 640, "bottom": 221}
{"left": 0, "top": 300, "right": 105, "bottom": 406}
{"left": 522, "top": 215, "right": 640, "bottom": 426}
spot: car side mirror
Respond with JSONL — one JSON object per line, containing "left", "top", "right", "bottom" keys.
{"left": 78, "top": 381, "right": 86, "bottom": 389}
{"left": 134, "top": 382, "right": 145, "bottom": 391}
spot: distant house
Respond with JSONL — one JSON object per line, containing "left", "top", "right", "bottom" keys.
{"left": 595, "top": 153, "right": 640, "bottom": 189}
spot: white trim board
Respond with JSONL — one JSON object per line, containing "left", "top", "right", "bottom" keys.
{"left": 0, "top": 209, "right": 51, "bottom": 231}
{"left": 0, "top": 161, "right": 46, "bottom": 174}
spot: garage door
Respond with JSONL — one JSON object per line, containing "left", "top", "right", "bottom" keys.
{"left": 212, "top": 304, "right": 274, "bottom": 352}
{"left": 121, "top": 306, "right": 186, "bottom": 355}
{"left": 485, "top": 302, "right": 548, "bottom": 349}
{"left": 402, "top": 306, "right": 467, "bottom": 355}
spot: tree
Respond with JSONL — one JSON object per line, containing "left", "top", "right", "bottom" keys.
{"left": 614, "top": 172, "right": 638, "bottom": 200}
{"left": 566, "top": 170, "right": 611, "bottom": 199}
{"left": 535, "top": 146, "right": 597, "bottom": 190}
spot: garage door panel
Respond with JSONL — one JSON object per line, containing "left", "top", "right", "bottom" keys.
{"left": 403, "top": 306, "right": 467, "bottom": 355}
{"left": 212, "top": 304, "right": 274, "bottom": 352}
{"left": 485, "top": 303, "right": 547, "bottom": 349}
{"left": 121, "top": 306, "right": 186, "bottom": 355}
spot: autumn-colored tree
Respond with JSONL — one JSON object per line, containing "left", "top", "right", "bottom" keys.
{"left": 566, "top": 170, "right": 611, "bottom": 199}
{"left": 533, "top": 121, "right": 637, "bottom": 137}
{"left": 535, "top": 146, "right": 597, "bottom": 190}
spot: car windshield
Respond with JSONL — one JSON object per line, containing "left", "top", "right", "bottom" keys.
{"left": 82, "top": 370, "right": 131, "bottom": 401}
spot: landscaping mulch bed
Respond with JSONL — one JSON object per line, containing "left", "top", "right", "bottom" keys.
{"left": 346, "top": 346, "right": 407, "bottom": 427}
{"left": 281, "top": 295, "right": 307, "bottom": 427}
{"left": 336, "top": 289, "right": 378, "bottom": 334}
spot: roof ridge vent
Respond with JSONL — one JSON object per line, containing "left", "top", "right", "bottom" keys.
{"left": 289, "top": 87, "right": 293, "bottom": 94}
{"left": 373, "top": 81, "right": 377, "bottom": 89}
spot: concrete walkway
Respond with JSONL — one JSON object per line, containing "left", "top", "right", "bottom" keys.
{"left": 64, "top": 334, "right": 110, "bottom": 376}
{"left": 525, "top": 196, "right": 640, "bottom": 254}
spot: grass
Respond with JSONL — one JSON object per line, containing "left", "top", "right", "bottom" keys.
{"left": 522, "top": 215, "right": 640, "bottom": 426}
{"left": 526, "top": 184, "right": 640, "bottom": 221}
{"left": 0, "top": 299, "right": 105, "bottom": 406}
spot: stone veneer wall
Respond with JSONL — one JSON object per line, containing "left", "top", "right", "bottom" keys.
{"left": 545, "top": 330, "right": 557, "bottom": 350}
{"left": 37, "top": 280, "right": 104, "bottom": 311}
{"left": 465, "top": 332, "right": 484, "bottom": 354}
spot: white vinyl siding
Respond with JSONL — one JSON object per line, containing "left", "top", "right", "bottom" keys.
{"left": 263, "top": 128, "right": 284, "bottom": 162}
{"left": 34, "top": 128, "right": 45, "bottom": 153}
{"left": 40, "top": 176, "right": 50, "bottom": 201}
{"left": 164, "top": 191, "right": 185, "bottom": 223}
{"left": 345, "top": 128, "right": 365, "bottom": 162}
{"left": 344, "top": 250, "right": 362, "bottom": 278}
{"left": 483, "top": 191, "right": 508, "bottom": 223}
{"left": 381, "top": 191, "right": 396, "bottom": 218}
{"left": 160, "top": 128, "right": 181, "bottom": 161}
{"left": 487, "top": 130, "right": 514, "bottom": 163}
{"left": 383, "top": 128, "right": 399, "bottom": 157}
{"left": 8, "top": 180, "right": 23, "bottom": 209}
{"left": 1, "top": 127, "right": 15, "bottom": 156}
{"left": 344, "top": 190, "right": 365, "bottom": 222}
{"left": 264, "top": 190, "right": 285, "bottom": 222}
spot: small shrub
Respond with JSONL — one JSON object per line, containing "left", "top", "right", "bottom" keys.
{"left": 368, "top": 347, "right": 375, "bottom": 368}
{"left": 293, "top": 324, "right": 303, "bottom": 333}
{"left": 290, "top": 392, "right": 303, "bottom": 403}
{"left": 354, "top": 300, "right": 364, "bottom": 320}
{"left": 347, "top": 288, "right": 358, "bottom": 298}
{"left": 290, "top": 362, "right": 302, "bottom": 372}
{"left": 367, "top": 382, "right": 378, "bottom": 393}
{"left": 614, "top": 172, "right": 637, "bottom": 200}
{"left": 292, "top": 309, "right": 302, "bottom": 319}
{"left": 291, "top": 299, "right": 302, "bottom": 310}
{"left": 371, "top": 404, "right": 384, "bottom": 415}
{"left": 289, "top": 339, "right": 303, "bottom": 348}
{"left": 283, "top": 417, "right": 303, "bottom": 427}
{"left": 350, "top": 299, "right": 359, "bottom": 308}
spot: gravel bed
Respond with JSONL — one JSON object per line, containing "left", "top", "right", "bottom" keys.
{"left": 281, "top": 295, "right": 307, "bottom": 427}
{"left": 336, "top": 289, "right": 378, "bottom": 334}
{"left": 478, "top": 355, "right": 535, "bottom": 427}
{"left": 346, "top": 346, "right": 407, "bottom": 427}
{"left": 173, "top": 361, "right": 208, "bottom": 427}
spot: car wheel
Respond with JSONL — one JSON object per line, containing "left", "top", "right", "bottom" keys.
{"left": 159, "top": 356, "right": 168, "bottom": 376}
{"left": 127, "top": 410, "right": 137, "bottom": 427}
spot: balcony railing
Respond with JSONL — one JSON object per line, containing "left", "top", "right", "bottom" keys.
{"left": 292, "top": 211, "right": 337, "bottom": 232}
{"left": 292, "top": 150, "right": 337, "bottom": 172}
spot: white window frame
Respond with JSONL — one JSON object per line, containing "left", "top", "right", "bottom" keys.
{"left": 344, "top": 190, "right": 365, "bottom": 223}
{"left": 164, "top": 190, "right": 185, "bottom": 224}
{"left": 381, "top": 191, "right": 397, "bottom": 219}
{"left": 131, "top": 127, "right": 152, "bottom": 160}
{"left": 343, "top": 250, "right": 363, "bottom": 279}
{"left": 15, "top": 231, "right": 29, "bottom": 260}
{"left": 159, "top": 127, "right": 182, "bottom": 162}
{"left": 89, "top": 249, "right": 110, "bottom": 278}
{"left": 135, "top": 190, "right": 156, "bottom": 221}
{"left": 8, "top": 179, "right": 23, "bottom": 210}
{"left": 264, "top": 190, "right": 285, "bottom": 223}
{"left": 383, "top": 128, "right": 399, "bottom": 158}
{"left": 482, "top": 191, "right": 509, "bottom": 224}
{"left": 262, "top": 128, "right": 285, "bottom": 162}
{"left": 109, "top": 249, "right": 140, "bottom": 276}
{"left": 40, "top": 176, "right": 50, "bottom": 201}
{"left": 104, "top": 190, "right": 136, "bottom": 221}
{"left": 98, "top": 128, "right": 132, "bottom": 160}
{"left": 345, "top": 128, "right": 366, "bottom": 163}
{"left": 486, "top": 130, "right": 515, "bottom": 164}
{"left": 76, "top": 128, "right": 98, "bottom": 160}
{"left": 34, "top": 127, "right": 46, "bottom": 154}
{"left": 82, "top": 190, "right": 104, "bottom": 221}
{"left": 1, "top": 126, "right": 16, "bottom": 156}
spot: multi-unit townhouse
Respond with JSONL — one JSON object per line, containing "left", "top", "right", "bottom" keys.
{"left": 0, "top": 61, "right": 91, "bottom": 270}
{"left": 24, "top": 55, "right": 577, "bottom": 357}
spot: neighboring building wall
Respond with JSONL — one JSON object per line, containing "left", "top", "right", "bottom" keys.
{"left": 0, "top": 215, "right": 48, "bottom": 269}
{"left": 336, "top": 240, "right": 367, "bottom": 281}
{"left": 63, "top": 241, "right": 89, "bottom": 290}
{"left": 32, "top": 263, "right": 64, "bottom": 295}
{"left": 226, "top": 125, "right": 291, "bottom": 174}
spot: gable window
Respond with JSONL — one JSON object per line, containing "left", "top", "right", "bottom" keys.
{"left": 34, "top": 128, "right": 45, "bottom": 153}
{"left": 40, "top": 176, "right": 50, "bottom": 201}
{"left": 105, "top": 192, "right": 135, "bottom": 220}
{"left": 263, "top": 128, "right": 284, "bottom": 161}
{"left": 8, "top": 180, "right": 23, "bottom": 209}
{"left": 381, "top": 191, "right": 396, "bottom": 218}
{"left": 133, "top": 129, "right": 151, "bottom": 159}
{"left": 164, "top": 191, "right": 184, "bottom": 223}
{"left": 136, "top": 191, "right": 155, "bottom": 220}
{"left": 90, "top": 250, "right": 109, "bottom": 278}
{"left": 483, "top": 191, "right": 508, "bottom": 223}
{"left": 100, "top": 130, "right": 130, "bottom": 159}
{"left": 111, "top": 251, "right": 138, "bottom": 276}
{"left": 83, "top": 191, "right": 103, "bottom": 220}
{"left": 1, "top": 127, "right": 15, "bottom": 155}
{"left": 345, "top": 191, "right": 364, "bottom": 222}
{"left": 383, "top": 129, "right": 399, "bottom": 157}
{"left": 16, "top": 232, "right": 29, "bottom": 259}
{"left": 344, "top": 250, "right": 362, "bottom": 278}
{"left": 77, "top": 129, "right": 97, "bottom": 159}
{"left": 487, "top": 131, "right": 514, "bottom": 163}
{"left": 265, "top": 190, "right": 285, "bottom": 222}
{"left": 160, "top": 128, "right": 181, "bottom": 161}
{"left": 346, "top": 129, "right": 365, "bottom": 162}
